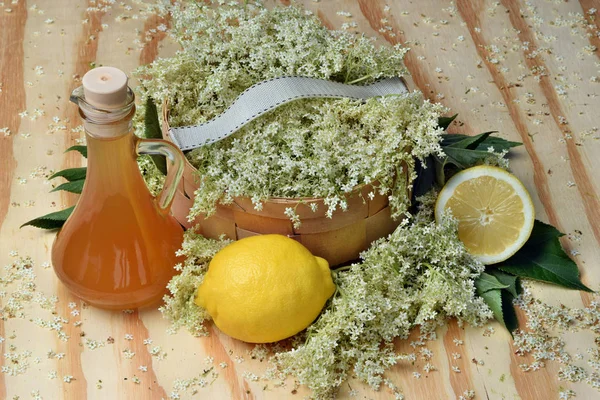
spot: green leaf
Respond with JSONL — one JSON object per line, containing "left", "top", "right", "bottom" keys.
{"left": 498, "top": 220, "right": 593, "bottom": 292}
{"left": 478, "top": 136, "right": 522, "bottom": 151}
{"left": 442, "top": 147, "right": 490, "bottom": 170}
{"left": 49, "top": 167, "right": 87, "bottom": 182}
{"left": 446, "top": 131, "right": 496, "bottom": 150}
{"left": 442, "top": 132, "right": 509, "bottom": 170}
{"left": 438, "top": 114, "right": 458, "bottom": 130}
{"left": 480, "top": 289, "right": 504, "bottom": 326}
{"left": 50, "top": 179, "right": 85, "bottom": 194}
{"left": 65, "top": 145, "right": 87, "bottom": 158}
{"left": 434, "top": 132, "right": 523, "bottom": 182}
{"left": 433, "top": 154, "right": 446, "bottom": 187}
{"left": 475, "top": 272, "right": 509, "bottom": 293}
{"left": 20, "top": 206, "right": 74, "bottom": 229}
{"left": 144, "top": 97, "right": 168, "bottom": 175}
{"left": 488, "top": 270, "right": 522, "bottom": 298}
{"left": 144, "top": 97, "right": 162, "bottom": 140}
{"left": 441, "top": 132, "right": 521, "bottom": 152}
{"left": 476, "top": 272, "right": 515, "bottom": 334}
{"left": 479, "top": 288, "right": 519, "bottom": 334}
{"left": 500, "top": 290, "right": 519, "bottom": 334}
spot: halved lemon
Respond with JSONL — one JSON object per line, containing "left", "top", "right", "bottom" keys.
{"left": 435, "top": 165, "right": 535, "bottom": 264}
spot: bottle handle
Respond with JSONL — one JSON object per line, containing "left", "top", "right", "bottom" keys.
{"left": 136, "top": 138, "right": 185, "bottom": 213}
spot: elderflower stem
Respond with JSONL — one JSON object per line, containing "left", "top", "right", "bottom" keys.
{"left": 346, "top": 74, "right": 375, "bottom": 85}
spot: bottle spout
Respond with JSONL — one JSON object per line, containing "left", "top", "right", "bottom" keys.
{"left": 70, "top": 86, "right": 85, "bottom": 107}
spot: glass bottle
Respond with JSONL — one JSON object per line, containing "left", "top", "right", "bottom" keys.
{"left": 52, "top": 67, "right": 185, "bottom": 309}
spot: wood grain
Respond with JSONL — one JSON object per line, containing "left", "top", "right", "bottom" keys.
{"left": 357, "top": 0, "right": 441, "bottom": 100}
{"left": 579, "top": 0, "right": 600, "bottom": 59}
{"left": 121, "top": 311, "right": 168, "bottom": 399}
{"left": 59, "top": 1, "right": 106, "bottom": 191}
{"left": 0, "top": 2, "right": 26, "bottom": 397}
{"left": 502, "top": 0, "right": 600, "bottom": 248}
{"left": 2, "top": 0, "right": 600, "bottom": 399}
{"left": 443, "top": 321, "right": 478, "bottom": 397}
{"left": 54, "top": 4, "right": 109, "bottom": 398}
{"left": 57, "top": 288, "right": 88, "bottom": 399}
{"left": 140, "top": 14, "right": 170, "bottom": 66}
{"left": 456, "top": 0, "right": 560, "bottom": 230}
{"left": 0, "top": 0, "right": 25, "bottom": 232}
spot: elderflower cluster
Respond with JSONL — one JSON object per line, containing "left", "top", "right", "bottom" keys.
{"left": 137, "top": 154, "right": 165, "bottom": 196}
{"left": 274, "top": 209, "right": 491, "bottom": 397}
{"left": 132, "top": 101, "right": 166, "bottom": 196}
{"left": 158, "top": 231, "right": 231, "bottom": 336}
{"left": 135, "top": 1, "right": 446, "bottom": 223}
{"left": 162, "top": 201, "right": 492, "bottom": 398}
{"left": 512, "top": 287, "right": 600, "bottom": 394}
{"left": 0, "top": 256, "right": 58, "bottom": 321}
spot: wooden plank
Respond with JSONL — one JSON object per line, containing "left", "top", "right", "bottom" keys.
{"left": 1, "top": 0, "right": 599, "bottom": 399}
{"left": 0, "top": 1, "right": 26, "bottom": 398}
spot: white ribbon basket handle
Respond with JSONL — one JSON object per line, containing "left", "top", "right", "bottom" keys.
{"left": 169, "top": 76, "right": 409, "bottom": 151}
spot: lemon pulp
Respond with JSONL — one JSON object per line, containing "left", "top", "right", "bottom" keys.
{"left": 435, "top": 166, "right": 535, "bottom": 264}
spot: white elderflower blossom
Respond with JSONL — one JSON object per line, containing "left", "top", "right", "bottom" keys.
{"left": 459, "top": 390, "right": 476, "bottom": 400}
{"left": 135, "top": 1, "right": 445, "bottom": 224}
{"left": 122, "top": 349, "right": 135, "bottom": 359}
{"left": 559, "top": 389, "right": 576, "bottom": 400}
{"left": 159, "top": 232, "right": 230, "bottom": 336}
{"left": 161, "top": 198, "right": 492, "bottom": 398}
{"left": 420, "top": 348, "right": 433, "bottom": 360}
{"left": 84, "top": 339, "right": 105, "bottom": 350}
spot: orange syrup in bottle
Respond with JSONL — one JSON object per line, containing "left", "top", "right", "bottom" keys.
{"left": 52, "top": 67, "right": 185, "bottom": 309}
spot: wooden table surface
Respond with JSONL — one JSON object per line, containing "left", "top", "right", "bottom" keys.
{"left": 2, "top": 0, "right": 600, "bottom": 399}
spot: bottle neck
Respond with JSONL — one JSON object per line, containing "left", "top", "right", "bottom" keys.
{"left": 85, "top": 128, "right": 140, "bottom": 181}
{"left": 73, "top": 84, "right": 147, "bottom": 196}
{"left": 82, "top": 105, "right": 138, "bottom": 180}
{"left": 81, "top": 106, "right": 135, "bottom": 139}
{"left": 71, "top": 84, "right": 136, "bottom": 139}
{"left": 79, "top": 98, "right": 137, "bottom": 181}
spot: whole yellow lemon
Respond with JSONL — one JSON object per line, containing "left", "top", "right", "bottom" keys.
{"left": 195, "top": 234, "right": 335, "bottom": 343}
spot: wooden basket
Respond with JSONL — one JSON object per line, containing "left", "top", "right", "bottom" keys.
{"left": 161, "top": 105, "right": 406, "bottom": 266}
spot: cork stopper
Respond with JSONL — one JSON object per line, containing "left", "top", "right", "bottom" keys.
{"left": 82, "top": 67, "right": 128, "bottom": 109}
